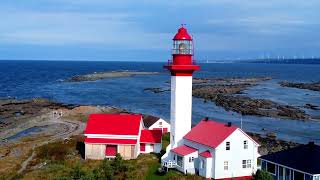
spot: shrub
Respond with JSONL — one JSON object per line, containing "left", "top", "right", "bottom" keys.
{"left": 253, "top": 170, "right": 273, "bottom": 180}
{"left": 36, "top": 142, "right": 70, "bottom": 162}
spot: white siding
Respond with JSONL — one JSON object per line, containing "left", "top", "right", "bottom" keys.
{"left": 148, "top": 118, "right": 171, "bottom": 132}
{"left": 199, "top": 156, "right": 212, "bottom": 178}
{"left": 214, "top": 129, "right": 259, "bottom": 179}
{"left": 173, "top": 151, "right": 198, "bottom": 174}
{"left": 140, "top": 143, "right": 162, "bottom": 154}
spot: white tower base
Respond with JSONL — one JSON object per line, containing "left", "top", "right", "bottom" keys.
{"left": 170, "top": 75, "right": 193, "bottom": 148}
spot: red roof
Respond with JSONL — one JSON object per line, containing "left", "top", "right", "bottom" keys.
{"left": 140, "top": 130, "right": 162, "bottom": 144}
{"left": 199, "top": 151, "right": 212, "bottom": 158}
{"left": 184, "top": 120, "right": 237, "bottom": 148}
{"left": 171, "top": 145, "right": 197, "bottom": 156}
{"left": 85, "top": 138, "right": 137, "bottom": 145}
{"left": 84, "top": 114, "right": 142, "bottom": 135}
{"left": 173, "top": 26, "right": 192, "bottom": 40}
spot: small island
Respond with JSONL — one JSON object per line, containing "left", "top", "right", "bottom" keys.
{"left": 65, "top": 71, "right": 160, "bottom": 82}
{"left": 280, "top": 81, "right": 320, "bottom": 91}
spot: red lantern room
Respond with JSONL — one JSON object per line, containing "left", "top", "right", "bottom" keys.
{"left": 165, "top": 25, "right": 200, "bottom": 76}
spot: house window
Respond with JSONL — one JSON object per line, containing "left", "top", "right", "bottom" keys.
{"left": 224, "top": 161, "right": 228, "bottom": 170}
{"left": 159, "top": 121, "right": 162, "bottom": 125}
{"left": 177, "top": 155, "right": 183, "bottom": 167}
{"left": 173, "top": 155, "right": 176, "bottom": 160}
{"left": 244, "top": 140, "right": 248, "bottom": 149}
{"left": 242, "top": 160, "right": 252, "bottom": 168}
{"left": 189, "top": 157, "right": 194, "bottom": 162}
{"left": 226, "top": 142, "right": 230, "bottom": 150}
{"left": 267, "top": 162, "right": 276, "bottom": 174}
{"left": 247, "top": 160, "right": 251, "bottom": 168}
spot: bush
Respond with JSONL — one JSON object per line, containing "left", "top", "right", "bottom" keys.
{"left": 253, "top": 170, "right": 273, "bottom": 180}
{"left": 36, "top": 142, "right": 70, "bottom": 162}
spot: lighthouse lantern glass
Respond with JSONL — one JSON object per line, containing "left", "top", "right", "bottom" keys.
{"left": 172, "top": 40, "right": 193, "bottom": 55}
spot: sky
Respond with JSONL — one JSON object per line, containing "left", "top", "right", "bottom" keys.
{"left": 0, "top": 0, "right": 320, "bottom": 61}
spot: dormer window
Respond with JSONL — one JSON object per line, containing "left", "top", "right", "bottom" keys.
{"left": 226, "top": 142, "right": 230, "bottom": 150}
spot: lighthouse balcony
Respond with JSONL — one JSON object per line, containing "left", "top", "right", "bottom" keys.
{"left": 167, "top": 59, "right": 197, "bottom": 66}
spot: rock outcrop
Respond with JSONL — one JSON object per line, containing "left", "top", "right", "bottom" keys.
{"left": 280, "top": 81, "right": 320, "bottom": 91}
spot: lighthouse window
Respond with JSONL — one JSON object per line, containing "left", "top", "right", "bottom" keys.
{"left": 172, "top": 40, "right": 192, "bottom": 54}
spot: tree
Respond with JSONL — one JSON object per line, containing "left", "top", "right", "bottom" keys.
{"left": 111, "top": 153, "right": 127, "bottom": 175}
{"left": 94, "top": 158, "right": 114, "bottom": 180}
{"left": 253, "top": 170, "right": 273, "bottom": 180}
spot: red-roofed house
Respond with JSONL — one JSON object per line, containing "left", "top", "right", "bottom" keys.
{"left": 162, "top": 119, "right": 260, "bottom": 179}
{"left": 84, "top": 114, "right": 162, "bottom": 160}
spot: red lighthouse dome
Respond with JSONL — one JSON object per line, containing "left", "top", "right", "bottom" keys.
{"left": 164, "top": 25, "right": 200, "bottom": 76}
{"left": 173, "top": 27, "right": 192, "bottom": 40}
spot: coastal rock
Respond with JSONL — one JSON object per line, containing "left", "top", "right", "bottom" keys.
{"left": 248, "top": 132, "right": 299, "bottom": 155}
{"left": 191, "top": 77, "right": 310, "bottom": 120}
{"left": 144, "top": 88, "right": 170, "bottom": 93}
{"left": 65, "top": 71, "right": 160, "bottom": 82}
{"left": 280, "top": 81, "right": 320, "bottom": 91}
{"left": 305, "top": 103, "right": 320, "bottom": 110}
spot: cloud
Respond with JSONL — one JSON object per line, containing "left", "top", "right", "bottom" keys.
{"left": 0, "top": 0, "right": 320, "bottom": 60}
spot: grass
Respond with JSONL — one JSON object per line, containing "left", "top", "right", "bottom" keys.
{"left": 20, "top": 132, "right": 202, "bottom": 179}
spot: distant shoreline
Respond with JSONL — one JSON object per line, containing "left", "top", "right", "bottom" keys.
{"left": 64, "top": 70, "right": 160, "bottom": 82}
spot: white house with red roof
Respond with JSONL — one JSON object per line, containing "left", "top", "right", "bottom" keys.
{"left": 163, "top": 119, "right": 260, "bottom": 179}
{"left": 84, "top": 114, "right": 162, "bottom": 160}
{"left": 161, "top": 26, "right": 260, "bottom": 179}
{"left": 143, "top": 116, "right": 171, "bottom": 133}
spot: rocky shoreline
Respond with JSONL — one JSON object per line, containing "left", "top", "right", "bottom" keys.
{"left": 280, "top": 81, "right": 320, "bottom": 91}
{"left": 65, "top": 71, "right": 160, "bottom": 82}
{"left": 145, "top": 77, "right": 311, "bottom": 120}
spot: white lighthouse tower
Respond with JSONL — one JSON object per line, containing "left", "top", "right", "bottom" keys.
{"left": 164, "top": 25, "right": 200, "bottom": 148}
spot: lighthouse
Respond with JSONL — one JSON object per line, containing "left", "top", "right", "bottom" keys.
{"left": 164, "top": 25, "right": 200, "bottom": 148}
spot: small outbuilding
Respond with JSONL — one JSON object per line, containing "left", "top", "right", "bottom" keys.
{"left": 143, "top": 115, "right": 170, "bottom": 133}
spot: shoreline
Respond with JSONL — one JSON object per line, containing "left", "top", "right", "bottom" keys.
{"left": 145, "top": 77, "right": 313, "bottom": 120}
{"left": 64, "top": 70, "right": 160, "bottom": 82}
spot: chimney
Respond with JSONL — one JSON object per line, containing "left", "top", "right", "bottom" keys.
{"left": 227, "top": 122, "right": 232, "bottom": 127}
{"left": 204, "top": 117, "right": 209, "bottom": 121}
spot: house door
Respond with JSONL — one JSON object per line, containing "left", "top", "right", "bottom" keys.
{"left": 140, "top": 143, "right": 146, "bottom": 152}
{"left": 105, "top": 145, "right": 117, "bottom": 156}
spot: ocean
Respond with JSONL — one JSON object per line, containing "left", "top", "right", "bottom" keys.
{"left": 0, "top": 60, "right": 320, "bottom": 143}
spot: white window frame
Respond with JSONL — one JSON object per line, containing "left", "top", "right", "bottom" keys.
{"left": 224, "top": 161, "right": 229, "bottom": 171}
{"left": 242, "top": 159, "right": 252, "bottom": 169}
{"left": 244, "top": 140, "right": 248, "bottom": 149}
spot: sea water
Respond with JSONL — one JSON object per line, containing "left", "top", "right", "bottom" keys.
{"left": 0, "top": 60, "right": 319, "bottom": 143}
